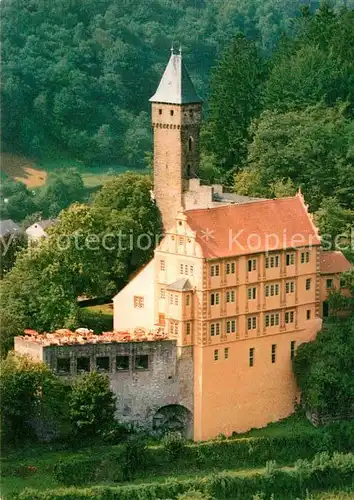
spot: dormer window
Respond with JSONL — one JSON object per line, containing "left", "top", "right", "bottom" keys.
{"left": 159, "top": 109, "right": 162, "bottom": 115}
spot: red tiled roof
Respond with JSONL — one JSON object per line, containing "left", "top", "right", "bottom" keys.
{"left": 320, "top": 251, "right": 352, "bottom": 274}
{"left": 185, "top": 195, "right": 321, "bottom": 259}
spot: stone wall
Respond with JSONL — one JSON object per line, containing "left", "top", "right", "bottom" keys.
{"left": 40, "top": 340, "right": 194, "bottom": 436}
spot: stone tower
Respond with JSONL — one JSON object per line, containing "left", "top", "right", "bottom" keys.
{"left": 150, "top": 49, "right": 202, "bottom": 230}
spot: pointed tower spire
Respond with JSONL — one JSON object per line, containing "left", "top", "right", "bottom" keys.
{"left": 150, "top": 50, "right": 202, "bottom": 105}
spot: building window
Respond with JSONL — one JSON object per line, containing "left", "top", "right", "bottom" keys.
{"left": 180, "top": 263, "right": 184, "bottom": 274}
{"left": 305, "top": 278, "right": 311, "bottom": 291}
{"left": 210, "top": 322, "right": 220, "bottom": 336}
{"left": 285, "top": 311, "right": 295, "bottom": 324}
{"left": 169, "top": 294, "right": 174, "bottom": 305}
{"left": 96, "top": 356, "right": 110, "bottom": 372}
{"left": 174, "top": 295, "right": 179, "bottom": 306}
{"left": 226, "top": 262, "right": 236, "bottom": 274}
{"left": 190, "top": 265, "right": 194, "bottom": 276}
{"left": 160, "top": 288, "right": 165, "bottom": 299}
{"left": 77, "top": 357, "right": 90, "bottom": 373}
{"left": 135, "top": 355, "right": 149, "bottom": 370}
{"left": 186, "top": 294, "right": 190, "bottom": 306}
{"left": 214, "top": 349, "right": 219, "bottom": 361}
{"left": 265, "top": 283, "right": 280, "bottom": 297}
{"left": 306, "top": 309, "right": 311, "bottom": 320}
{"left": 174, "top": 322, "right": 179, "bottom": 335}
{"left": 265, "top": 313, "right": 280, "bottom": 327}
{"left": 247, "top": 287, "right": 257, "bottom": 300}
{"left": 133, "top": 296, "right": 144, "bottom": 308}
{"left": 286, "top": 253, "right": 295, "bottom": 266}
{"left": 116, "top": 355, "right": 130, "bottom": 371}
{"left": 179, "top": 237, "right": 184, "bottom": 246}
{"left": 210, "top": 292, "right": 220, "bottom": 306}
{"left": 286, "top": 281, "right": 295, "bottom": 294}
{"left": 184, "top": 264, "right": 188, "bottom": 274}
{"left": 271, "top": 344, "right": 277, "bottom": 363}
{"left": 290, "top": 341, "right": 296, "bottom": 360}
{"left": 57, "top": 358, "right": 71, "bottom": 375}
{"left": 186, "top": 322, "right": 191, "bottom": 335}
{"left": 188, "top": 137, "right": 193, "bottom": 152}
{"left": 248, "top": 259, "right": 256, "bottom": 272}
{"left": 326, "top": 279, "right": 333, "bottom": 289}
{"left": 226, "top": 290, "right": 235, "bottom": 303}
{"left": 247, "top": 316, "right": 257, "bottom": 330}
{"left": 249, "top": 348, "right": 255, "bottom": 367}
{"left": 158, "top": 109, "right": 162, "bottom": 115}
{"left": 301, "top": 251, "right": 310, "bottom": 264}
{"left": 211, "top": 264, "right": 220, "bottom": 277}
{"left": 226, "top": 319, "right": 236, "bottom": 334}
{"left": 265, "top": 255, "right": 280, "bottom": 268}
{"left": 160, "top": 260, "right": 165, "bottom": 271}
{"left": 224, "top": 348, "right": 229, "bottom": 360}
{"left": 170, "top": 109, "right": 174, "bottom": 116}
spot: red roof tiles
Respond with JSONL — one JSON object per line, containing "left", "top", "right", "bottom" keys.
{"left": 186, "top": 195, "right": 321, "bottom": 258}
{"left": 320, "top": 251, "right": 352, "bottom": 274}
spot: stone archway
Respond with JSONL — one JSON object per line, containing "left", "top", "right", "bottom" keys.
{"left": 153, "top": 404, "right": 193, "bottom": 438}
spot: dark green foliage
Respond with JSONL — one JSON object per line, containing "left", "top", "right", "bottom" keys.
{"left": 203, "top": 35, "right": 266, "bottom": 173}
{"left": 35, "top": 169, "right": 86, "bottom": 218}
{"left": 293, "top": 317, "right": 354, "bottom": 415}
{"left": 68, "top": 372, "right": 117, "bottom": 439}
{"left": 0, "top": 231, "right": 27, "bottom": 278}
{"left": 162, "top": 431, "right": 186, "bottom": 460}
{"left": 1, "top": 0, "right": 328, "bottom": 167}
{"left": 0, "top": 353, "right": 66, "bottom": 444}
{"left": 0, "top": 180, "right": 36, "bottom": 222}
{"left": 122, "top": 437, "right": 148, "bottom": 480}
{"left": 78, "top": 309, "right": 113, "bottom": 333}
{"left": 15, "top": 452, "right": 354, "bottom": 499}
{"left": 0, "top": 173, "right": 161, "bottom": 354}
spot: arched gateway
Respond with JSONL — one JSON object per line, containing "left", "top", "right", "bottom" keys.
{"left": 153, "top": 404, "right": 193, "bottom": 438}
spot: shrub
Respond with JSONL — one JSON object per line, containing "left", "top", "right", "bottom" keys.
{"left": 122, "top": 437, "right": 147, "bottom": 480}
{"left": 162, "top": 431, "right": 186, "bottom": 460}
{"left": 68, "top": 372, "right": 117, "bottom": 439}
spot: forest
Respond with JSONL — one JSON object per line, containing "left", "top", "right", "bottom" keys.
{"left": 2, "top": 0, "right": 353, "bottom": 168}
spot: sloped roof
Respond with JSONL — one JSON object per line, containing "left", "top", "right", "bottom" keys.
{"left": 37, "top": 219, "right": 57, "bottom": 230}
{"left": 0, "top": 219, "right": 20, "bottom": 237}
{"left": 185, "top": 195, "right": 321, "bottom": 259}
{"left": 167, "top": 278, "right": 193, "bottom": 291}
{"left": 320, "top": 251, "right": 352, "bottom": 274}
{"left": 150, "top": 52, "right": 202, "bottom": 105}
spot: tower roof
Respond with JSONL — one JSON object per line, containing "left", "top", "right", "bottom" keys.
{"left": 150, "top": 50, "right": 202, "bottom": 105}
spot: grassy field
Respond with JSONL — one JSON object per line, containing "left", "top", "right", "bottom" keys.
{"left": 1, "top": 151, "right": 147, "bottom": 189}
{"left": 2, "top": 415, "right": 353, "bottom": 499}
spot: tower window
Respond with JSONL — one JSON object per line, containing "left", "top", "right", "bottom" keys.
{"left": 170, "top": 109, "right": 174, "bottom": 116}
{"left": 158, "top": 109, "right": 162, "bottom": 115}
{"left": 187, "top": 164, "right": 191, "bottom": 177}
{"left": 188, "top": 137, "right": 193, "bottom": 151}
{"left": 249, "top": 348, "right": 255, "bottom": 367}
{"left": 290, "top": 341, "right": 296, "bottom": 359}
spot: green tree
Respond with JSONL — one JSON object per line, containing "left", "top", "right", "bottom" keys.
{"left": 264, "top": 6, "right": 354, "bottom": 112}
{"left": 35, "top": 168, "right": 86, "bottom": 218}
{"left": 293, "top": 317, "right": 354, "bottom": 416}
{"left": 0, "top": 352, "right": 65, "bottom": 444}
{"left": 235, "top": 104, "right": 354, "bottom": 210}
{"left": 0, "top": 232, "right": 27, "bottom": 278}
{"left": 315, "top": 197, "right": 354, "bottom": 251}
{"left": 68, "top": 371, "right": 116, "bottom": 439}
{"left": 0, "top": 180, "right": 36, "bottom": 222}
{"left": 202, "top": 34, "right": 267, "bottom": 173}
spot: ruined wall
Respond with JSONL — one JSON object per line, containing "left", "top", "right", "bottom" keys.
{"left": 40, "top": 340, "right": 194, "bottom": 435}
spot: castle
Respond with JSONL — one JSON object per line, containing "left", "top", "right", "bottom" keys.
{"left": 15, "top": 50, "right": 352, "bottom": 441}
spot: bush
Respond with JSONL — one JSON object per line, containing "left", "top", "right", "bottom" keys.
{"left": 162, "top": 431, "right": 186, "bottom": 460}
{"left": 122, "top": 437, "right": 148, "bottom": 480}
{"left": 17, "top": 452, "right": 354, "bottom": 499}
{"left": 68, "top": 372, "right": 117, "bottom": 439}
